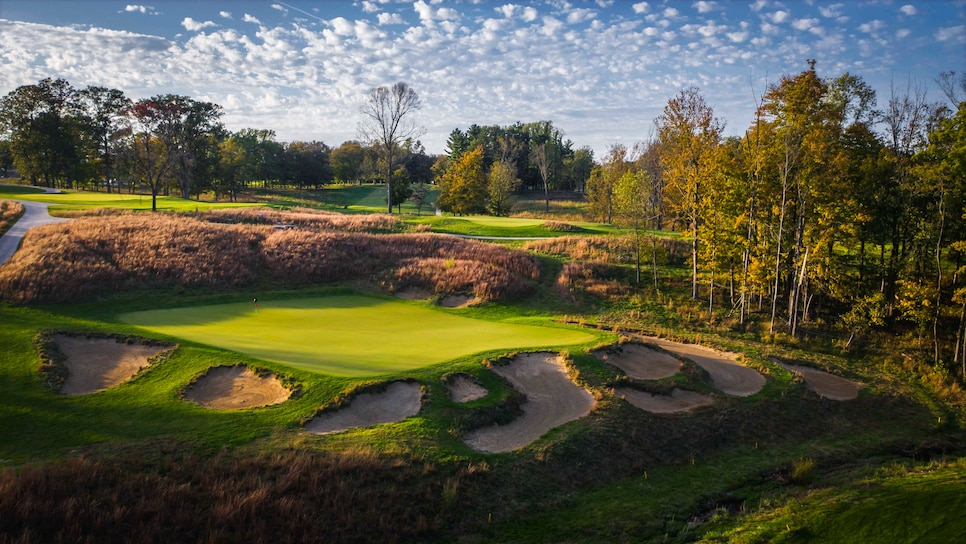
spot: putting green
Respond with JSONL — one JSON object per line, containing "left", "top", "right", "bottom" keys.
{"left": 120, "top": 295, "right": 596, "bottom": 376}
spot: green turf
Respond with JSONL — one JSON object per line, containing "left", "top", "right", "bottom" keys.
{"left": 120, "top": 295, "right": 597, "bottom": 376}
{"left": 0, "top": 187, "right": 257, "bottom": 211}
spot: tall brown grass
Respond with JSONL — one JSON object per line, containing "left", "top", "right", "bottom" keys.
{"left": 193, "top": 207, "right": 411, "bottom": 233}
{"left": 0, "top": 446, "right": 441, "bottom": 543}
{"left": 0, "top": 200, "right": 24, "bottom": 234}
{"left": 0, "top": 213, "right": 539, "bottom": 304}
{"left": 525, "top": 235, "right": 688, "bottom": 265}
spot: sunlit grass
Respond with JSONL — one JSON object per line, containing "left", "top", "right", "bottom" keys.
{"left": 0, "top": 187, "right": 257, "bottom": 211}
{"left": 120, "top": 294, "right": 598, "bottom": 376}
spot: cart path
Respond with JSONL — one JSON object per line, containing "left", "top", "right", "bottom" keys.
{"left": 0, "top": 199, "right": 70, "bottom": 266}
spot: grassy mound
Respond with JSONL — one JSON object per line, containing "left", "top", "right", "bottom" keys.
{"left": 0, "top": 212, "right": 539, "bottom": 304}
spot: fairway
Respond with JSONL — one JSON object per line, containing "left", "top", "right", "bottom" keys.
{"left": 120, "top": 295, "right": 596, "bottom": 376}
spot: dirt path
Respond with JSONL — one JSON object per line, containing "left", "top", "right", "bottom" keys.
{"left": 0, "top": 199, "right": 70, "bottom": 265}
{"left": 612, "top": 386, "right": 715, "bottom": 413}
{"left": 593, "top": 342, "right": 682, "bottom": 380}
{"left": 637, "top": 336, "right": 765, "bottom": 397}
{"left": 55, "top": 335, "right": 169, "bottom": 396}
{"left": 304, "top": 381, "right": 422, "bottom": 434}
{"left": 770, "top": 358, "right": 862, "bottom": 400}
{"left": 183, "top": 365, "right": 291, "bottom": 409}
{"left": 463, "top": 352, "right": 595, "bottom": 453}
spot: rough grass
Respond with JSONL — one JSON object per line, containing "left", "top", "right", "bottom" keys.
{"left": 0, "top": 212, "right": 539, "bottom": 304}
{"left": 0, "top": 445, "right": 443, "bottom": 544}
{"left": 193, "top": 206, "right": 414, "bottom": 233}
{"left": 0, "top": 200, "right": 24, "bottom": 236}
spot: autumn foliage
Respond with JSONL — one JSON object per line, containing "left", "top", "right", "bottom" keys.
{"left": 0, "top": 212, "right": 539, "bottom": 304}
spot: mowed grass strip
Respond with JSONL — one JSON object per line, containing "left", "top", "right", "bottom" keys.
{"left": 120, "top": 295, "right": 596, "bottom": 376}
{"left": 0, "top": 187, "right": 256, "bottom": 211}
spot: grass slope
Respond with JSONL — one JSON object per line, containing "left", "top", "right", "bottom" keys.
{"left": 120, "top": 295, "right": 596, "bottom": 376}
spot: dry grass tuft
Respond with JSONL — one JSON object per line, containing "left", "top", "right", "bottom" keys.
{"left": 0, "top": 200, "right": 25, "bottom": 233}
{"left": 0, "top": 213, "right": 539, "bottom": 304}
{"left": 194, "top": 207, "right": 407, "bottom": 233}
{"left": 0, "top": 446, "right": 442, "bottom": 543}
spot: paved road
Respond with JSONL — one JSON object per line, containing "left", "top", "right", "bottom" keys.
{"left": 0, "top": 199, "right": 70, "bottom": 266}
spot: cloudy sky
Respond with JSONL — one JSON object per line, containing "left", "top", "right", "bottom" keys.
{"left": 1, "top": 0, "right": 963, "bottom": 155}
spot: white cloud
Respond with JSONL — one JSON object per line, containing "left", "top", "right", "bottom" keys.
{"left": 936, "top": 25, "right": 965, "bottom": 42}
{"left": 182, "top": 18, "right": 217, "bottom": 32}
{"left": 243, "top": 14, "right": 261, "bottom": 25}
{"left": 896, "top": 28, "right": 911, "bottom": 38}
{"left": 413, "top": 0, "right": 458, "bottom": 27}
{"left": 123, "top": 5, "right": 158, "bottom": 15}
{"left": 219, "top": 11, "right": 232, "bottom": 19}
{"left": 541, "top": 16, "right": 564, "bottom": 37}
{"left": 377, "top": 12, "right": 404, "bottom": 25}
{"left": 694, "top": 1, "right": 717, "bottom": 14}
{"left": 899, "top": 5, "right": 918, "bottom": 16}
{"left": 567, "top": 8, "right": 596, "bottom": 24}
{"left": 750, "top": 0, "right": 767, "bottom": 12}
{"left": 770, "top": 11, "right": 790, "bottom": 24}
{"left": 727, "top": 30, "right": 748, "bottom": 42}
{"left": 632, "top": 2, "right": 649, "bottom": 14}
{"left": 819, "top": 4, "right": 843, "bottom": 18}
{"left": 858, "top": 20, "right": 884, "bottom": 33}
{"left": 663, "top": 7, "right": 680, "bottom": 18}
{"left": 271, "top": 4, "right": 288, "bottom": 15}
{"left": 792, "top": 18, "right": 818, "bottom": 31}
{"left": 522, "top": 7, "right": 538, "bottom": 22}
{"left": 362, "top": 1, "right": 380, "bottom": 14}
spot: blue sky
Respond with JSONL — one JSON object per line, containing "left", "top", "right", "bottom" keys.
{"left": 0, "top": 0, "right": 963, "bottom": 155}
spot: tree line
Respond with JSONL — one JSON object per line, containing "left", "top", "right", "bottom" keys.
{"left": 585, "top": 63, "right": 966, "bottom": 375}
{"left": 0, "top": 78, "right": 437, "bottom": 211}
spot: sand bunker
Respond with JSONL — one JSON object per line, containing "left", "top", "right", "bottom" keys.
{"left": 612, "top": 386, "right": 714, "bottom": 414}
{"left": 463, "top": 353, "right": 595, "bottom": 453}
{"left": 771, "top": 358, "right": 862, "bottom": 401}
{"left": 183, "top": 365, "right": 291, "bottom": 410}
{"left": 638, "top": 336, "right": 765, "bottom": 397}
{"left": 54, "top": 334, "right": 171, "bottom": 396}
{"left": 304, "top": 381, "right": 422, "bottom": 434}
{"left": 438, "top": 294, "right": 473, "bottom": 308}
{"left": 445, "top": 374, "right": 488, "bottom": 403}
{"left": 593, "top": 342, "right": 682, "bottom": 380}
{"left": 394, "top": 287, "right": 432, "bottom": 300}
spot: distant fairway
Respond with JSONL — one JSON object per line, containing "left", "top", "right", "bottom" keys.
{"left": 120, "top": 295, "right": 596, "bottom": 376}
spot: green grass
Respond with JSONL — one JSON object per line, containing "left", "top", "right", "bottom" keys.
{"left": 696, "top": 458, "right": 966, "bottom": 543}
{"left": 250, "top": 184, "right": 439, "bottom": 215}
{"left": 408, "top": 215, "right": 620, "bottom": 237}
{"left": 0, "top": 187, "right": 257, "bottom": 212}
{"left": 119, "top": 295, "right": 597, "bottom": 376}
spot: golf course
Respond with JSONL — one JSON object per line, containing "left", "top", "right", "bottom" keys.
{"left": 1, "top": 182, "right": 964, "bottom": 544}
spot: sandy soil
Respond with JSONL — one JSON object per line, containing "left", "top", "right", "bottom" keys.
{"left": 612, "top": 386, "right": 715, "bottom": 414}
{"left": 445, "top": 374, "right": 488, "bottom": 403}
{"left": 638, "top": 336, "right": 765, "bottom": 397}
{"left": 771, "top": 358, "right": 863, "bottom": 401}
{"left": 55, "top": 334, "right": 169, "bottom": 396}
{"left": 463, "top": 352, "right": 595, "bottom": 453}
{"left": 593, "top": 342, "right": 682, "bottom": 380}
{"left": 183, "top": 365, "right": 291, "bottom": 410}
{"left": 438, "top": 294, "right": 473, "bottom": 308}
{"left": 304, "top": 381, "right": 422, "bottom": 434}
{"left": 394, "top": 287, "right": 432, "bottom": 300}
